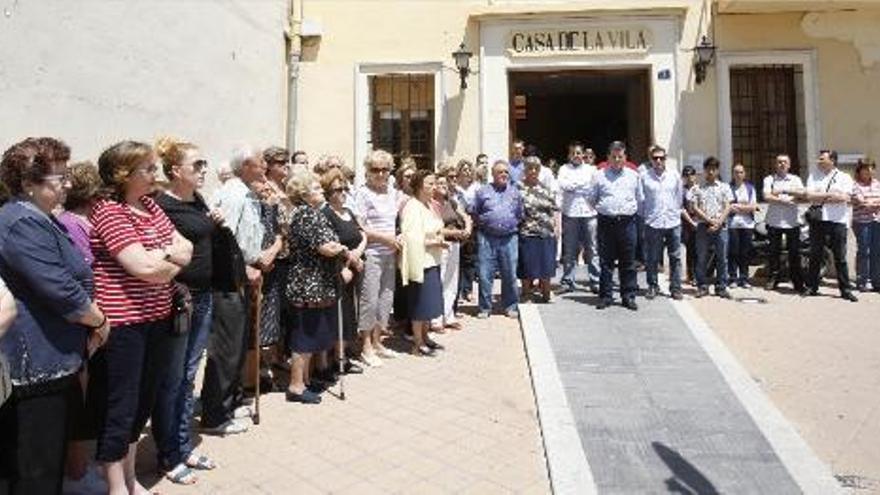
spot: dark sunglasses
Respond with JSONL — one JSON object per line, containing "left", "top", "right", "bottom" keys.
{"left": 331, "top": 186, "right": 350, "bottom": 194}
{"left": 652, "top": 156, "right": 667, "bottom": 161}
{"left": 369, "top": 167, "right": 390, "bottom": 174}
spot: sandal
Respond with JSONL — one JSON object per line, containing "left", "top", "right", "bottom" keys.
{"left": 164, "top": 463, "right": 198, "bottom": 485}
{"left": 185, "top": 453, "right": 217, "bottom": 471}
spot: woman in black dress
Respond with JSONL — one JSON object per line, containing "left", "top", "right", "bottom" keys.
{"left": 321, "top": 169, "right": 367, "bottom": 376}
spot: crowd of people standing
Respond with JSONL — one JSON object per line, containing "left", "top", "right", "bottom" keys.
{"left": 0, "top": 134, "right": 877, "bottom": 495}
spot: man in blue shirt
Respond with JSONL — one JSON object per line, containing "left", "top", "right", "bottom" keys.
{"left": 508, "top": 139, "right": 526, "bottom": 185}
{"left": 638, "top": 145, "right": 684, "bottom": 300}
{"left": 588, "top": 141, "right": 641, "bottom": 310}
{"left": 471, "top": 160, "right": 524, "bottom": 318}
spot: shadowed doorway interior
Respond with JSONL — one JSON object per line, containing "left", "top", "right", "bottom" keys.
{"left": 509, "top": 69, "right": 652, "bottom": 165}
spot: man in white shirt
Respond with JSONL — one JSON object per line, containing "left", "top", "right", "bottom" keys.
{"left": 557, "top": 142, "right": 599, "bottom": 293}
{"left": 638, "top": 145, "right": 683, "bottom": 299}
{"left": 762, "top": 154, "right": 807, "bottom": 292}
{"left": 804, "top": 149, "right": 858, "bottom": 301}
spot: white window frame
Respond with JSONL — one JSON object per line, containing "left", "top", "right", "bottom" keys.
{"left": 354, "top": 62, "right": 446, "bottom": 181}
{"left": 716, "top": 50, "right": 820, "bottom": 179}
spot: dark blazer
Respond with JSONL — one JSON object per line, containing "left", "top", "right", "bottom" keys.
{"left": 0, "top": 199, "right": 92, "bottom": 385}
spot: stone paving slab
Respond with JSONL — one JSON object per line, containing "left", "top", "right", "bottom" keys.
{"left": 535, "top": 287, "right": 804, "bottom": 494}
{"left": 134, "top": 312, "right": 550, "bottom": 494}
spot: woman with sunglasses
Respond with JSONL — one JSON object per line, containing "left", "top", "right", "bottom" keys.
{"left": 352, "top": 150, "right": 402, "bottom": 367}
{"left": 321, "top": 169, "right": 366, "bottom": 377}
{"left": 154, "top": 137, "right": 221, "bottom": 484}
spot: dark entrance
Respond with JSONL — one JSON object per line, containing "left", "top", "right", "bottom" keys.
{"left": 508, "top": 69, "right": 652, "bottom": 166}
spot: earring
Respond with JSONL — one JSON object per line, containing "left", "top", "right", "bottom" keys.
{"left": 27, "top": 191, "right": 34, "bottom": 197}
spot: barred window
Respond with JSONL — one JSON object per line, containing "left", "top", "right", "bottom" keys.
{"left": 369, "top": 74, "right": 434, "bottom": 169}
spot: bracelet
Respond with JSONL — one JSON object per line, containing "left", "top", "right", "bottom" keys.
{"left": 88, "top": 315, "right": 107, "bottom": 331}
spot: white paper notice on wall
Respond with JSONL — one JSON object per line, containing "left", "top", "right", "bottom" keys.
{"left": 687, "top": 154, "right": 706, "bottom": 173}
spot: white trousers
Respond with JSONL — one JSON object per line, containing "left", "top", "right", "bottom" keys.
{"left": 432, "top": 241, "right": 460, "bottom": 327}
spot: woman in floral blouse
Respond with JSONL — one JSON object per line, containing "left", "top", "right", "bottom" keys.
{"left": 284, "top": 169, "right": 348, "bottom": 404}
{"left": 517, "top": 157, "right": 560, "bottom": 303}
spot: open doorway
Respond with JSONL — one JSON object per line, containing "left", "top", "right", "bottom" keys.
{"left": 508, "top": 69, "right": 652, "bottom": 166}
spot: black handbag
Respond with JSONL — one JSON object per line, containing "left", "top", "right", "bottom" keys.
{"left": 803, "top": 171, "right": 837, "bottom": 224}
{"left": 211, "top": 225, "right": 247, "bottom": 292}
{"left": 170, "top": 281, "right": 192, "bottom": 336}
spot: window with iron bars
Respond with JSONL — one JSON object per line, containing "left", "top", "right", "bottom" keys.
{"left": 369, "top": 73, "right": 434, "bottom": 170}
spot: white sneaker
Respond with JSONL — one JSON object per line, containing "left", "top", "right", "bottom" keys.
{"left": 375, "top": 347, "right": 399, "bottom": 359}
{"left": 62, "top": 465, "right": 107, "bottom": 495}
{"left": 360, "top": 352, "right": 383, "bottom": 367}
{"left": 200, "top": 419, "right": 249, "bottom": 436}
{"left": 232, "top": 404, "right": 255, "bottom": 419}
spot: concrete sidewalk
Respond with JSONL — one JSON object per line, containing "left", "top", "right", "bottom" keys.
{"left": 526, "top": 285, "right": 841, "bottom": 494}
{"left": 136, "top": 313, "right": 550, "bottom": 494}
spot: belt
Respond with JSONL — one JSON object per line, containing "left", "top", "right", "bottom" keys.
{"left": 598, "top": 214, "right": 635, "bottom": 222}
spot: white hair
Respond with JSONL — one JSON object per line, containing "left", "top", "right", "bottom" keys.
{"left": 229, "top": 144, "right": 260, "bottom": 175}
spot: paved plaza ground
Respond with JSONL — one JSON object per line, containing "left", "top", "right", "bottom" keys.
{"left": 127, "top": 277, "right": 879, "bottom": 494}
{"left": 138, "top": 311, "right": 550, "bottom": 494}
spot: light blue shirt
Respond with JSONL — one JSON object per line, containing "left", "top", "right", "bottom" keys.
{"left": 588, "top": 166, "right": 640, "bottom": 216}
{"left": 211, "top": 177, "right": 264, "bottom": 264}
{"left": 639, "top": 167, "right": 683, "bottom": 229}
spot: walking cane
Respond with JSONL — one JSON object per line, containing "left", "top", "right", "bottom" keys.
{"left": 336, "top": 257, "right": 347, "bottom": 401}
{"left": 250, "top": 278, "right": 263, "bottom": 425}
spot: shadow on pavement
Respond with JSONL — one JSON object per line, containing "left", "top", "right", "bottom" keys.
{"left": 652, "top": 441, "right": 719, "bottom": 495}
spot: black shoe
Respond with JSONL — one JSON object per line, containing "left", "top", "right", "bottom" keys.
{"left": 801, "top": 287, "right": 819, "bottom": 297}
{"left": 622, "top": 298, "right": 639, "bottom": 311}
{"left": 696, "top": 287, "right": 709, "bottom": 298}
{"left": 716, "top": 289, "right": 732, "bottom": 299}
{"left": 841, "top": 291, "right": 859, "bottom": 302}
{"left": 557, "top": 283, "right": 575, "bottom": 295}
{"left": 596, "top": 298, "right": 612, "bottom": 310}
{"left": 425, "top": 338, "right": 445, "bottom": 351}
{"left": 306, "top": 380, "right": 329, "bottom": 393}
{"left": 670, "top": 291, "right": 683, "bottom": 301}
{"left": 343, "top": 360, "right": 364, "bottom": 375}
{"left": 645, "top": 286, "right": 659, "bottom": 299}
{"left": 286, "top": 389, "right": 321, "bottom": 404}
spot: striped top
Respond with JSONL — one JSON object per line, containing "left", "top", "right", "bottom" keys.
{"left": 852, "top": 178, "right": 880, "bottom": 224}
{"left": 90, "top": 196, "right": 175, "bottom": 326}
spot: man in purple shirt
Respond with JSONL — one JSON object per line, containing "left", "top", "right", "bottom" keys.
{"left": 471, "top": 160, "right": 523, "bottom": 318}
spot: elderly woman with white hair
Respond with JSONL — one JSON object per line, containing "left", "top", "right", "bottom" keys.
{"left": 352, "top": 150, "right": 402, "bottom": 367}
{"left": 283, "top": 169, "right": 348, "bottom": 404}
{"left": 199, "top": 144, "right": 266, "bottom": 435}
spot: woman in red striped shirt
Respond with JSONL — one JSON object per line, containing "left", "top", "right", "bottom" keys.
{"left": 88, "top": 141, "right": 192, "bottom": 495}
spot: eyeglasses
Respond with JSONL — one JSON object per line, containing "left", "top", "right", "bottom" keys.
{"left": 43, "top": 172, "right": 69, "bottom": 185}
{"left": 192, "top": 159, "right": 208, "bottom": 172}
{"left": 446, "top": 174, "right": 458, "bottom": 179}
{"left": 369, "top": 167, "right": 390, "bottom": 174}
{"left": 652, "top": 156, "right": 667, "bottom": 161}
{"left": 331, "top": 186, "right": 350, "bottom": 194}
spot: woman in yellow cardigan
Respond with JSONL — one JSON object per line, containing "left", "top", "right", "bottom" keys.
{"left": 400, "top": 169, "right": 448, "bottom": 356}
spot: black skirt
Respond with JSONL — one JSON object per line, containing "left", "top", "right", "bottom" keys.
{"left": 407, "top": 266, "right": 443, "bottom": 321}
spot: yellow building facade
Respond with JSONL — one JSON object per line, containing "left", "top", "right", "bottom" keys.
{"left": 293, "top": 0, "right": 880, "bottom": 193}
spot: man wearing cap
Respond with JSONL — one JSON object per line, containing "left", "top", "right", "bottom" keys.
{"left": 638, "top": 145, "right": 684, "bottom": 300}
{"left": 588, "top": 141, "right": 641, "bottom": 310}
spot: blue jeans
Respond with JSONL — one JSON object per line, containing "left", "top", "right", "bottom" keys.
{"left": 149, "top": 321, "right": 188, "bottom": 468}
{"left": 645, "top": 225, "right": 682, "bottom": 293}
{"left": 695, "top": 224, "right": 729, "bottom": 290}
{"left": 477, "top": 231, "right": 519, "bottom": 313}
{"left": 727, "top": 228, "right": 753, "bottom": 284}
{"left": 176, "top": 291, "right": 213, "bottom": 463}
{"left": 560, "top": 215, "right": 599, "bottom": 287}
{"left": 853, "top": 222, "right": 880, "bottom": 287}
{"left": 597, "top": 214, "right": 638, "bottom": 301}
